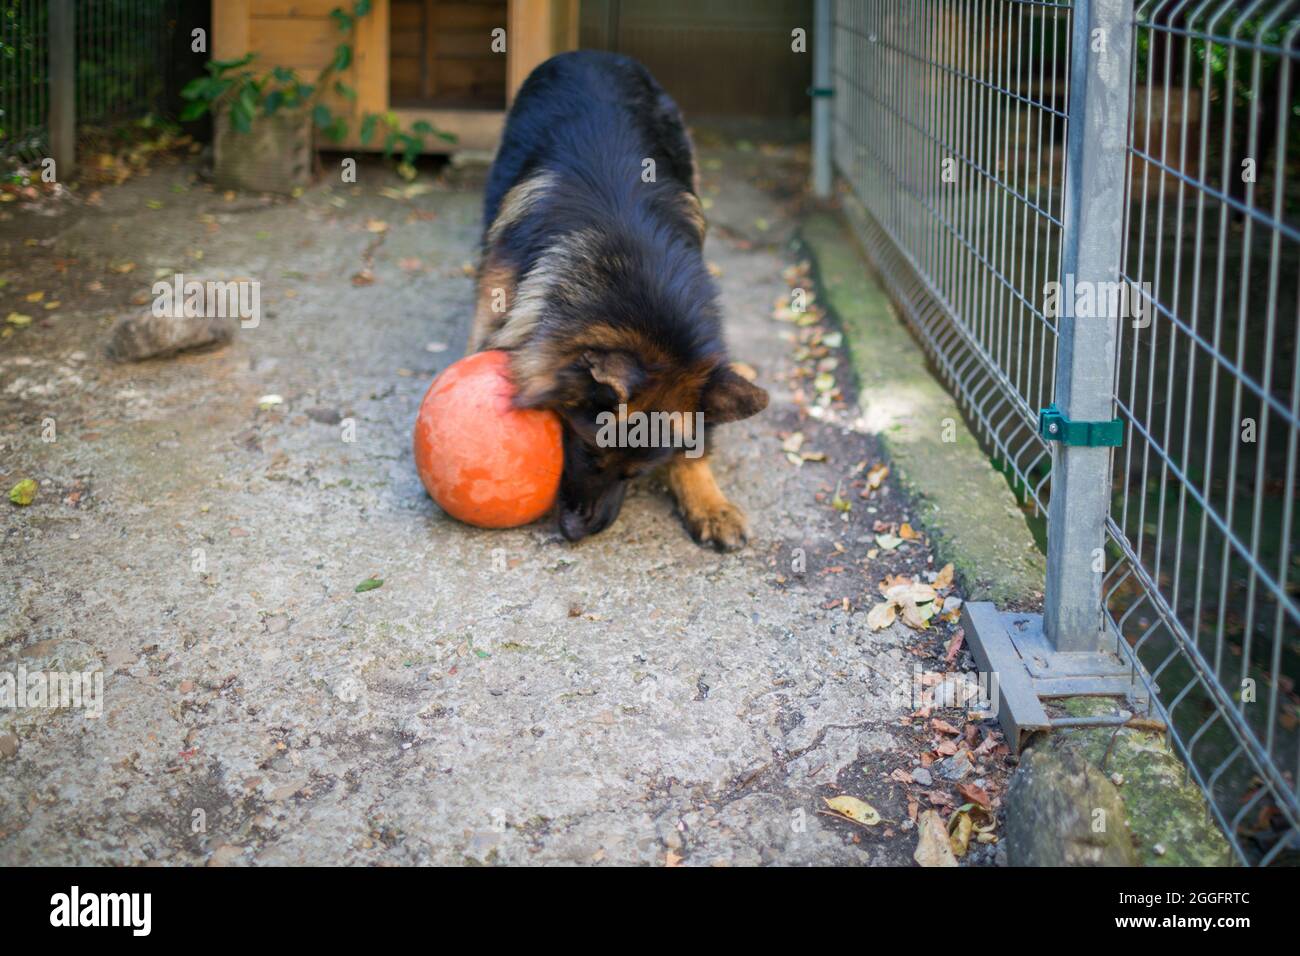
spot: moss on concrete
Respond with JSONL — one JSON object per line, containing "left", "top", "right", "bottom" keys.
{"left": 1049, "top": 697, "right": 1235, "bottom": 866}
{"left": 800, "top": 213, "right": 1045, "bottom": 605}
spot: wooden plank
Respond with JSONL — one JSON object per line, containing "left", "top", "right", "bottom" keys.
{"left": 390, "top": 1, "right": 423, "bottom": 30}
{"left": 434, "top": 30, "right": 497, "bottom": 57}
{"left": 336, "top": 108, "right": 504, "bottom": 152}
{"left": 389, "top": 56, "right": 423, "bottom": 97}
{"left": 505, "top": 0, "right": 548, "bottom": 102}
{"left": 213, "top": 0, "right": 252, "bottom": 59}
{"left": 433, "top": 56, "right": 505, "bottom": 94}
{"left": 353, "top": 0, "right": 390, "bottom": 117}
{"left": 391, "top": 32, "right": 423, "bottom": 58}
{"left": 248, "top": 18, "right": 337, "bottom": 70}
{"left": 250, "top": 0, "right": 339, "bottom": 16}
{"left": 422, "top": 0, "right": 435, "bottom": 98}
{"left": 432, "top": 2, "right": 506, "bottom": 30}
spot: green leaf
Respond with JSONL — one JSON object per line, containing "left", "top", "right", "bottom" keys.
{"left": 209, "top": 53, "right": 256, "bottom": 75}
{"left": 359, "top": 113, "right": 378, "bottom": 144}
{"left": 332, "top": 44, "right": 352, "bottom": 72}
{"left": 436, "top": 129, "right": 458, "bottom": 144}
{"left": 230, "top": 101, "right": 254, "bottom": 134}
{"left": 401, "top": 133, "right": 419, "bottom": 166}
{"left": 271, "top": 66, "right": 296, "bottom": 84}
{"left": 354, "top": 577, "right": 384, "bottom": 593}
{"left": 326, "top": 117, "right": 348, "bottom": 143}
{"left": 411, "top": 120, "right": 434, "bottom": 136}
{"left": 263, "top": 89, "right": 285, "bottom": 115}
{"left": 312, "top": 104, "right": 333, "bottom": 129}
{"left": 180, "top": 76, "right": 212, "bottom": 100}
{"left": 334, "top": 80, "right": 357, "bottom": 101}
{"left": 330, "top": 9, "right": 353, "bottom": 31}
{"left": 8, "top": 479, "right": 37, "bottom": 507}
{"left": 180, "top": 100, "right": 209, "bottom": 121}
{"left": 353, "top": 0, "right": 372, "bottom": 16}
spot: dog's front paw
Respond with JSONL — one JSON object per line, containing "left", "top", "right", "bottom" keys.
{"left": 685, "top": 501, "right": 750, "bottom": 551}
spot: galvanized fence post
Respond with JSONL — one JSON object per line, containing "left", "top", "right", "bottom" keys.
{"left": 811, "top": 0, "right": 833, "bottom": 198}
{"left": 1042, "top": 0, "right": 1133, "bottom": 653}
{"left": 48, "top": 0, "right": 76, "bottom": 178}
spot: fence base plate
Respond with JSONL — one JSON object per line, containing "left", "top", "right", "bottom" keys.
{"left": 960, "top": 602, "right": 1149, "bottom": 753}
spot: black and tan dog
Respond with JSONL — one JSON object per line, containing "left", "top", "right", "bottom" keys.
{"left": 470, "top": 51, "right": 768, "bottom": 549}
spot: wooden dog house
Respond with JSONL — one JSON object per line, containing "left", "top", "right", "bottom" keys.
{"left": 213, "top": 0, "right": 580, "bottom": 153}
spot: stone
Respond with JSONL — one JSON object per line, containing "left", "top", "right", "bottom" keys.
{"left": 1004, "top": 747, "right": 1138, "bottom": 866}
{"left": 936, "top": 750, "right": 973, "bottom": 781}
{"left": 106, "top": 310, "right": 235, "bottom": 362}
{"left": 911, "top": 767, "right": 933, "bottom": 787}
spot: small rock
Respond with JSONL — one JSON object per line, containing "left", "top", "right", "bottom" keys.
{"left": 464, "top": 830, "right": 500, "bottom": 863}
{"left": 0, "top": 732, "right": 18, "bottom": 758}
{"left": 911, "top": 767, "right": 933, "bottom": 787}
{"left": 305, "top": 406, "right": 342, "bottom": 425}
{"left": 207, "top": 843, "right": 244, "bottom": 867}
{"left": 106, "top": 310, "right": 236, "bottom": 362}
{"left": 936, "top": 750, "right": 974, "bottom": 781}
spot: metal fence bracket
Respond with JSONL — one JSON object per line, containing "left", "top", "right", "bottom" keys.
{"left": 1037, "top": 404, "right": 1123, "bottom": 447}
{"left": 962, "top": 602, "right": 1148, "bottom": 754}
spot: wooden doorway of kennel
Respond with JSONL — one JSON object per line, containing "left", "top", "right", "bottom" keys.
{"left": 212, "top": 0, "right": 579, "bottom": 154}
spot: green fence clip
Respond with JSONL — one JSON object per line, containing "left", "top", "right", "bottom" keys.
{"left": 1038, "top": 404, "right": 1123, "bottom": 447}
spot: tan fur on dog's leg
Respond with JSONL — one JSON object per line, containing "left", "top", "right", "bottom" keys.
{"left": 469, "top": 254, "right": 516, "bottom": 352}
{"left": 667, "top": 455, "right": 749, "bottom": 551}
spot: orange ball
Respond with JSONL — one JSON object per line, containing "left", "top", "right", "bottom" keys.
{"left": 413, "top": 350, "right": 563, "bottom": 528}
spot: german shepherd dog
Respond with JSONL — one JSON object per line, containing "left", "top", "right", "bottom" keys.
{"left": 470, "top": 51, "right": 769, "bottom": 549}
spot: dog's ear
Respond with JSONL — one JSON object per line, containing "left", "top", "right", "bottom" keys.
{"left": 582, "top": 349, "right": 645, "bottom": 404}
{"left": 703, "top": 363, "right": 769, "bottom": 424}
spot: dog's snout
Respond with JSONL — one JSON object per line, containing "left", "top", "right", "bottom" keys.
{"left": 558, "top": 479, "right": 627, "bottom": 542}
{"left": 559, "top": 507, "right": 593, "bottom": 541}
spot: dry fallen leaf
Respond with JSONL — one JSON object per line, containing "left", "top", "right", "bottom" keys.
{"left": 914, "top": 810, "right": 958, "bottom": 867}
{"left": 944, "top": 628, "right": 966, "bottom": 664}
{"left": 867, "top": 601, "right": 897, "bottom": 631}
{"left": 933, "top": 563, "right": 955, "bottom": 590}
{"left": 823, "top": 795, "right": 882, "bottom": 826}
{"left": 948, "top": 809, "right": 974, "bottom": 857}
{"left": 957, "top": 782, "right": 992, "bottom": 810}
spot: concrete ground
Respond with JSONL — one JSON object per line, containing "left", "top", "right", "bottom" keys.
{"left": 0, "top": 139, "right": 1005, "bottom": 865}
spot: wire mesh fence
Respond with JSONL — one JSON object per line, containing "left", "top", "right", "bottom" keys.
{"left": 0, "top": 0, "right": 176, "bottom": 165}
{"left": 832, "top": 0, "right": 1299, "bottom": 864}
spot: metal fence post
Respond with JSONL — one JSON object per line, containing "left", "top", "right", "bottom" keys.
{"left": 811, "top": 0, "right": 833, "bottom": 198}
{"left": 1042, "top": 0, "right": 1133, "bottom": 653}
{"left": 48, "top": 0, "right": 75, "bottom": 179}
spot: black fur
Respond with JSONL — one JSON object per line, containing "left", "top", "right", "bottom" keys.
{"left": 483, "top": 51, "right": 723, "bottom": 368}
{"left": 479, "top": 51, "right": 767, "bottom": 542}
